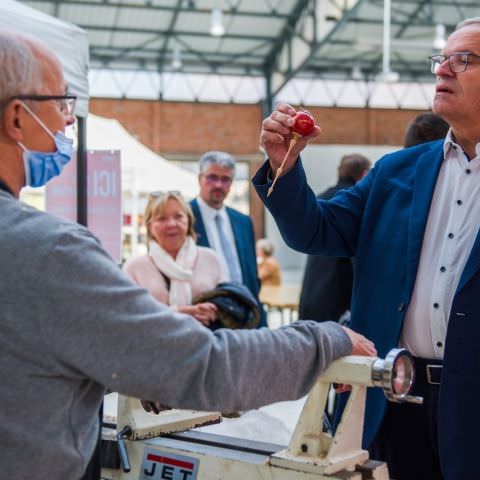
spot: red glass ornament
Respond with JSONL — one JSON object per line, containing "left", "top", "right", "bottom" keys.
{"left": 292, "top": 111, "right": 315, "bottom": 136}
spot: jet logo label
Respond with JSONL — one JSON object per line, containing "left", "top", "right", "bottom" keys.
{"left": 140, "top": 448, "right": 199, "bottom": 480}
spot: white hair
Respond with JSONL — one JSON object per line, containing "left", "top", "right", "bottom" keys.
{"left": 455, "top": 17, "right": 480, "bottom": 32}
{"left": 0, "top": 32, "right": 42, "bottom": 116}
{"left": 199, "top": 151, "right": 236, "bottom": 175}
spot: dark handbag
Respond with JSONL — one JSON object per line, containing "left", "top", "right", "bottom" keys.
{"left": 192, "top": 282, "right": 260, "bottom": 330}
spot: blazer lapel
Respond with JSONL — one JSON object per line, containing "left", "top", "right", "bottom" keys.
{"left": 457, "top": 230, "right": 480, "bottom": 293}
{"left": 406, "top": 144, "right": 444, "bottom": 294}
{"left": 191, "top": 199, "right": 210, "bottom": 247}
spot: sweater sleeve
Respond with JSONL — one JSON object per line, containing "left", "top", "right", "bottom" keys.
{"left": 36, "top": 224, "right": 352, "bottom": 413}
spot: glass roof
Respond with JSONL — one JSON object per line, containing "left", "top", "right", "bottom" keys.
{"left": 23, "top": 0, "right": 478, "bottom": 108}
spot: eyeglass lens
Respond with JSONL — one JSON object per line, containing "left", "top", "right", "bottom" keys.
{"left": 431, "top": 54, "right": 469, "bottom": 74}
{"left": 62, "top": 98, "right": 76, "bottom": 115}
{"left": 205, "top": 174, "right": 232, "bottom": 185}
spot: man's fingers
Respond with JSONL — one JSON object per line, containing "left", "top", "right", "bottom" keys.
{"left": 260, "top": 131, "right": 286, "bottom": 147}
{"left": 274, "top": 102, "right": 296, "bottom": 115}
{"left": 262, "top": 116, "right": 292, "bottom": 137}
{"left": 270, "top": 109, "right": 295, "bottom": 128}
{"left": 342, "top": 326, "right": 377, "bottom": 357}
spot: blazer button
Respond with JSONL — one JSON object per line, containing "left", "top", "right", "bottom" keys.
{"left": 398, "top": 303, "right": 405, "bottom": 312}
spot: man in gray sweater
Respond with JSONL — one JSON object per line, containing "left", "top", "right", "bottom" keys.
{"left": 0, "top": 32, "right": 376, "bottom": 480}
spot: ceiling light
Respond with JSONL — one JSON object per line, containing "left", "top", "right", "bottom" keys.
{"left": 375, "top": 70, "right": 400, "bottom": 83}
{"left": 171, "top": 44, "right": 182, "bottom": 70}
{"left": 210, "top": 8, "right": 225, "bottom": 37}
{"left": 378, "top": 0, "right": 399, "bottom": 83}
{"left": 351, "top": 63, "right": 363, "bottom": 80}
{"left": 433, "top": 24, "right": 446, "bottom": 50}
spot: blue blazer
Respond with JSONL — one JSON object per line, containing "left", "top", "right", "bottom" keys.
{"left": 253, "top": 140, "right": 480, "bottom": 480}
{"left": 190, "top": 199, "right": 267, "bottom": 327}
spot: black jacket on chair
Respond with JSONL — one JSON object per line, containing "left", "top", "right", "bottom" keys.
{"left": 190, "top": 198, "right": 267, "bottom": 327}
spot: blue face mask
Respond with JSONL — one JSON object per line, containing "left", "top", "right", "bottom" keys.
{"left": 18, "top": 102, "right": 74, "bottom": 188}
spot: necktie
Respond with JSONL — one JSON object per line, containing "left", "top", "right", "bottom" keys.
{"left": 214, "top": 214, "right": 242, "bottom": 283}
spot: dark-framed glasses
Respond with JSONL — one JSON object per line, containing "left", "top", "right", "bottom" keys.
{"left": 429, "top": 52, "right": 480, "bottom": 74}
{"left": 14, "top": 94, "right": 77, "bottom": 116}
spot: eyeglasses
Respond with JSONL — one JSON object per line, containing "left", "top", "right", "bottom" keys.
{"left": 429, "top": 52, "right": 480, "bottom": 74}
{"left": 13, "top": 94, "right": 77, "bottom": 116}
{"left": 149, "top": 190, "right": 181, "bottom": 198}
{"left": 202, "top": 173, "right": 233, "bottom": 185}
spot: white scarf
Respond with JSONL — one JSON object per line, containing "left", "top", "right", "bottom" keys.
{"left": 149, "top": 237, "right": 198, "bottom": 306}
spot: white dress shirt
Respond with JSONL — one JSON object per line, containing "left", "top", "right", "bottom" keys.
{"left": 196, "top": 197, "right": 243, "bottom": 282}
{"left": 400, "top": 130, "right": 480, "bottom": 359}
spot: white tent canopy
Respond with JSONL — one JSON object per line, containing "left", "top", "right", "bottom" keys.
{"left": 0, "top": 0, "right": 89, "bottom": 117}
{"left": 86, "top": 114, "right": 198, "bottom": 198}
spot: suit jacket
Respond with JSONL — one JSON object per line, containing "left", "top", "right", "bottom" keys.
{"left": 253, "top": 140, "right": 480, "bottom": 480}
{"left": 299, "top": 177, "right": 355, "bottom": 322}
{"left": 190, "top": 198, "right": 267, "bottom": 327}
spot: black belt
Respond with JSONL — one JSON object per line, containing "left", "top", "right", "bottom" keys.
{"left": 413, "top": 356, "right": 443, "bottom": 386}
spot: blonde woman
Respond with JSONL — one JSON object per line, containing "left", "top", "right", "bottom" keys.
{"left": 123, "top": 191, "right": 225, "bottom": 326}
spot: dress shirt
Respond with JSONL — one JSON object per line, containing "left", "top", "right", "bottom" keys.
{"left": 400, "top": 130, "right": 480, "bottom": 359}
{"left": 196, "top": 197, "right": 243, "bottom": 282}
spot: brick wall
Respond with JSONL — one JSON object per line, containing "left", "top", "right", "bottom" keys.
{"left": 90, "top": 98, "right": 430, "bottom": 237}
{"left": 89, "top": 99, "right": 262, "bottom": 156}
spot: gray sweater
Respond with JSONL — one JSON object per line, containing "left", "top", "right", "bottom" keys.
{"left": 0, "top": 190, "right": 351, "bottom": 479}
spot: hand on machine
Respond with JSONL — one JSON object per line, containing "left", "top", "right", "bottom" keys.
{"left": 102, "top": 349, "right": 421, "bottom": 480}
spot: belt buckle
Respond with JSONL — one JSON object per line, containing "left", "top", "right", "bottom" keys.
{"left": 426, "top": 365, "right": 442, "bottom": 385}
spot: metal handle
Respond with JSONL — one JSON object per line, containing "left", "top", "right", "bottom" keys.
{"left": 404, "top": 395, "right": 423, "bottom": 405}
{"left": 117, "top": 425, "right": 132, "bottom": 473}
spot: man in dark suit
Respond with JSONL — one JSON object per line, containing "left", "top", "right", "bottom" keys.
{"left": 254, "top": 18, "right": 480, "bottom": 480}
{"left": 190, "top": 151, "right": 267, "bottom": 327}
{"left": 299, "top": 153, "right": 371, "bottom": 323}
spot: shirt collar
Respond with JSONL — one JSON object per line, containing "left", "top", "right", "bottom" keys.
{"left": 443, "top": 128, "right": 480, "bottom": 161}
{"left": 197, "top": 196, "right": 227, "bottom": 220}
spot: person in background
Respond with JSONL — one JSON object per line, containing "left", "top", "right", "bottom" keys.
{"left": 123, "top": 191, "right": 224, "bottom": 327}
{"left": 190, "top": 151, "right": 267, "bottom": 327}
{"left": 298, "top": 154, "right": 371, "bottom": 323}
{"left": 256, "top": 238, "right": 281, "bottom": 286}
{"left": 404, "top": 112, "right": 450, "bottom": 148}
{"left": 254, "top": 17, "right": 480, "bottom": 480}
{"left": 0, "top": 32, "right": 377, "bottom": 480}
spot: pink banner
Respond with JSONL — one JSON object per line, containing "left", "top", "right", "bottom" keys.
{"left": 46, "top": 150, "right": 122, "bottom": 263}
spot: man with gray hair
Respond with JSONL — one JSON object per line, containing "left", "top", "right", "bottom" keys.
{"left": 255, "top": 17, "right": 480, "bottom": 480}
{"left": 190, "top": 150, "right": 267, "bottom": 327}
{"left": 0, "top": 32, "right": 377, "bottom": 480}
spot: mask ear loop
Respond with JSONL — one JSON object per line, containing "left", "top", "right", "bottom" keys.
{"left": 19, "top": 101, "right": 56, "bottom": 141}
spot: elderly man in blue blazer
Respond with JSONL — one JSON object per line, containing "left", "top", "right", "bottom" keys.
{"left": 190, "top": 151, "right": 267, "bottom": 327}
{"left": 253, "top": 17, "right": 480, "bottom": 480}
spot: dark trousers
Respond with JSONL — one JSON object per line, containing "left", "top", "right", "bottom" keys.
{"left": 369, "top": 357, "right": 444, "bottom": 480}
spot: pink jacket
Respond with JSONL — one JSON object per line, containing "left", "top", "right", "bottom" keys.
{"left": 123, "top": 246, "right": 224, "bottom": 305}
